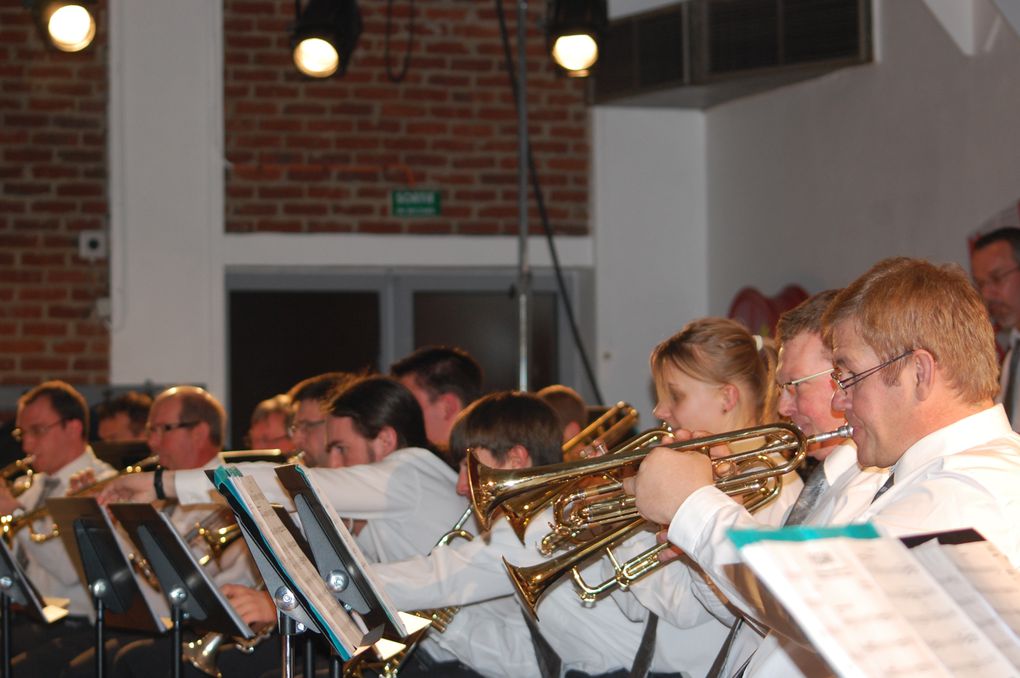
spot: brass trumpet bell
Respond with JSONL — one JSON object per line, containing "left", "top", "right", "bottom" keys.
{"left": 489, "top": 402, "right": 641, "bottom": 541}
{"left": 491, "top": 423, "right": 852, "bottom": 616}
{"left": 468, "top": 426, "right": 671, "bottom": 536}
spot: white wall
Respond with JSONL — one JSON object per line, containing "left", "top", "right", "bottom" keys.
{"left": 705, "top": 0, "right": 1020, "bottom": 310}
{"left": 592, "top": 108, "right": 708, "bottom": 420}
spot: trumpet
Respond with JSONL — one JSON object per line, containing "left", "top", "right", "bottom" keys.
{"left": 1, "top": 455, "right": 159, "bottom": 546}
{"left": 497, "top": 424, "right": 853, "bottom": 617}
{"left": 496, "top": 403, "right": 641, "bottom": 542}
{"left": 1, "top": 456, "right": 35, "bottom": 498}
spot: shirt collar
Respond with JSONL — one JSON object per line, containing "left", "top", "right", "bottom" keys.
{"left": 893, "top": 404, "right": 1015, "bottom": 479}
{"left": 821, "top": 441, "right": 859, "bottom": 484}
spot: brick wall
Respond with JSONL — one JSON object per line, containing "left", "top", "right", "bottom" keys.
{"left": 0, "top": 1, "right": 110, "bottom": 387}
{"left": 224, "top": 0, "right": 591, "bottom": 235}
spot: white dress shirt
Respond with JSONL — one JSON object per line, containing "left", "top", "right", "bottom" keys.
{"left": 175, "top": 447, "right": 537, "bottom": 676}
{"left": 371, "top": 500, "right": 755, "bottom": 677}
{"left": 669, "top": 405, "right": 1020, "bottom": 677}
{"left": 15, "top": 446, "right": 115, "bottom": 617}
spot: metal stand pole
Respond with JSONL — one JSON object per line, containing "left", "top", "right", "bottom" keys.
{"left": 515, "top": 0, "right": 531, "bottom": 391}
{"left": 1, "top": 590, "right": 10, "bottom": 678}
{"left": 169, "top": 587, "right": 187, "bottom": 678}
{"left": 279, "top": 613, "right": 296, "bottom": 678}
{"left": 303, "top": 634, "right": 315, "bottom": 678}
{"left": 94, "top": 597, "right": 106, "bottom": 678}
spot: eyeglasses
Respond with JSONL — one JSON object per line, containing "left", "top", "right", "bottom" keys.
{"left": 288, "top": 419, "right": 325, "bottom": 437}
{"left": 831, "top": 350, "right": 914, "bottom": 392}
{"left": 11, "top": 419, "right": 66, "bottom": 443}
{"left": 777, "top": 368, "right": 834, "bottom": 397}
{"left": 975, "top": 266, "right": 1020, "bottom": 293}
{"left": 145, "top": 421, "right": 200, "bottom": 436}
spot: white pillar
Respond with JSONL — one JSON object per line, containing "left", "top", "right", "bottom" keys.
{"left": 108, "top": 0, "right": 226, "bottom": 399}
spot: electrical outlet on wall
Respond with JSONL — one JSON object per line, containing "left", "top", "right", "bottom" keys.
{"left": 79, "top": 231, "right": 108, "bottom": 261}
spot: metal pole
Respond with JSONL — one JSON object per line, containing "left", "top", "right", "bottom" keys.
{"left": 516, "top": 0, "right": 531, "bottom": 391}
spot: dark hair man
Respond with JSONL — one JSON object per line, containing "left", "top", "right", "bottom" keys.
{"left": 971, "top": 226, "right": 1020, "bottom": 429}
{"left": 390, "top": 346, "right": 483, "bottom": 449}
{"left": 95, "top": 391, "right": 152, "bottom": 442}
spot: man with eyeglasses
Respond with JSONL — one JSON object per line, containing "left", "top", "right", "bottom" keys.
{"left": 774, "top": 290, "right": 889, "bottom": 527}
{"left": 627, "top": 258, "right": 1020, "bottom": 677}
{"left": 285, "top": 371, "right": 354, "bottom": 467}
{"left": 971, "top": 226, "right": 1020, "bottom": 430}
{"left": 245, "top": 393, "right": 296, "bottom": 453}
{"left": 1, "top": 381, "right": 116, "bottom": 632}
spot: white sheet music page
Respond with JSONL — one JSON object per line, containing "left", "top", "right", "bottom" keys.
{"left": 229, "top": 473, "right": 370, "bottom": 654}
{"left": 943, "top": 541, "right": 1020, "bottom": 646}
{"left": 851, "top": 538, "right": 1017, "bottom": 675}
{"left": 741, "top": 536, "right": 1018, "bottom": 677}
{"left": 910, "top": 540, "right": 1020, "bottom": 666}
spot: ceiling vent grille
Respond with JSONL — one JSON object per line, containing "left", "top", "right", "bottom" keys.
{"left": 593, "top": 0, "right": 871, "bottom": 108}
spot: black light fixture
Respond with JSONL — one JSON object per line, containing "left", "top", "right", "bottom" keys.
{"left": 27, "top": 0, "right": 97, "bottom": 52}
{"left": 546, "top": 0, "right": 607, "bottom": 77}
{"left": 291, "top": 0, "right": 362, "bottom": 78}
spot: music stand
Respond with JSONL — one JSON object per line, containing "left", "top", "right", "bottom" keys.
{"left": 110, "top": 504, "right": 253, "bottom": 678}
{"left": 275, "top": 465, "right": 430, "bottom": 675}
{"left": 48, "top": 497, "right": 166, "bottom": 678}
{"left": 0, "top": 534, "right": 68, "bottom": 678}
{"left": 211, "top": 468, "right": 382, "bottom": 678}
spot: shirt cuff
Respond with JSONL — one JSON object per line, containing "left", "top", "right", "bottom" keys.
{"left": 666, "top": 485, "right": 736, "bottom": 554}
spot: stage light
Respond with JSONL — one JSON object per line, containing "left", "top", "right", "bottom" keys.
{"left": 547, "top": 0, "right": 607, "bottom": 77}
{"left": 292, "top": 0, "right": 362, "bottom": 79}
{"left": 29, "top": 1, "right": 97, "bottom": 52}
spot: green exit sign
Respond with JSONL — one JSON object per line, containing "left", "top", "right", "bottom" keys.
{"left": 391, "top": 189, "right": 441, "bottom": 217}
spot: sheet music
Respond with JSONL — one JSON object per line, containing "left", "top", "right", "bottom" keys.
{"left": 910, "top": 540, "right": 1020, "bottom": 666}
{"left": 944, "top": 541, "right": 1020, "bottom": 640}
{"left": 293, "top": 466, "right": 427, "bottom": 639}
{"left": 851, "top": 538, "right": 1017, "bottom": 675}
{"left": 217, "top": 469, "right": 370, "bottom": 657}
{"left": 741, "top": 537, "right": 1019, "bottom": 677}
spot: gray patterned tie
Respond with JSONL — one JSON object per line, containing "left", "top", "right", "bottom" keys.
{"left": 784, "top": 465, "right": 829, "bottom": 526}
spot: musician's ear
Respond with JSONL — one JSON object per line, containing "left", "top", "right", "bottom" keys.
{"left": 505, "top": 444, "right": 531, "bottom": 470}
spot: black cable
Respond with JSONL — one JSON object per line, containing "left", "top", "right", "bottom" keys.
{"left": 493, "top": 0, "right": 605, "bottom": 406}
{"left": 384, "top": 0, "right": 414, "bottom": 83}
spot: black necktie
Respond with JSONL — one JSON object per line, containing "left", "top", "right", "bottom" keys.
{"left": 871, "top": 473, "right": 895, "bottom": 504}
{"left": 1003, "top": 340, "right": 1020, "bottom": 426}
{"left": 521, "top": 608, "right": 562, "bottom": 678}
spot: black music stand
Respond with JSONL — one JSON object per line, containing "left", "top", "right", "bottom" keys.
{"left": 109, "top": 504, "right": 253, "bottom": 678}
{"left": 48, "top": 498, "right": 166, "bottom": 678}
{"left": 0, "top": 535, "right": 68, "bottom": 678}
{"left": 210, "top": 468, "right": 383, "bottom": 678}
{"left": 275, "top": 465, "right": 429, "bottom": 676}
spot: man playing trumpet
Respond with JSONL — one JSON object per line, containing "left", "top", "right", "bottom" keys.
{"left": 630, "top": 258, "right": 1020, "bottom": 677}
{"left": 2, "top": 381, "right": 116, "bottom": 634}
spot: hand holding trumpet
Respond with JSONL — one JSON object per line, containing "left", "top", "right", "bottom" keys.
{"left": 622, "top": 429, "right": 718, "bottom": 526}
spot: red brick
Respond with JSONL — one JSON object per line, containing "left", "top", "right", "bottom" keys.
{"left": 23, "top": 321, "right": 68, "bottom": 337}
{"left": 0, "top": 340, "right": 46, "bottom": 353}
{"left": 23, "top": 357, "right": 70, "bottom": 371}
